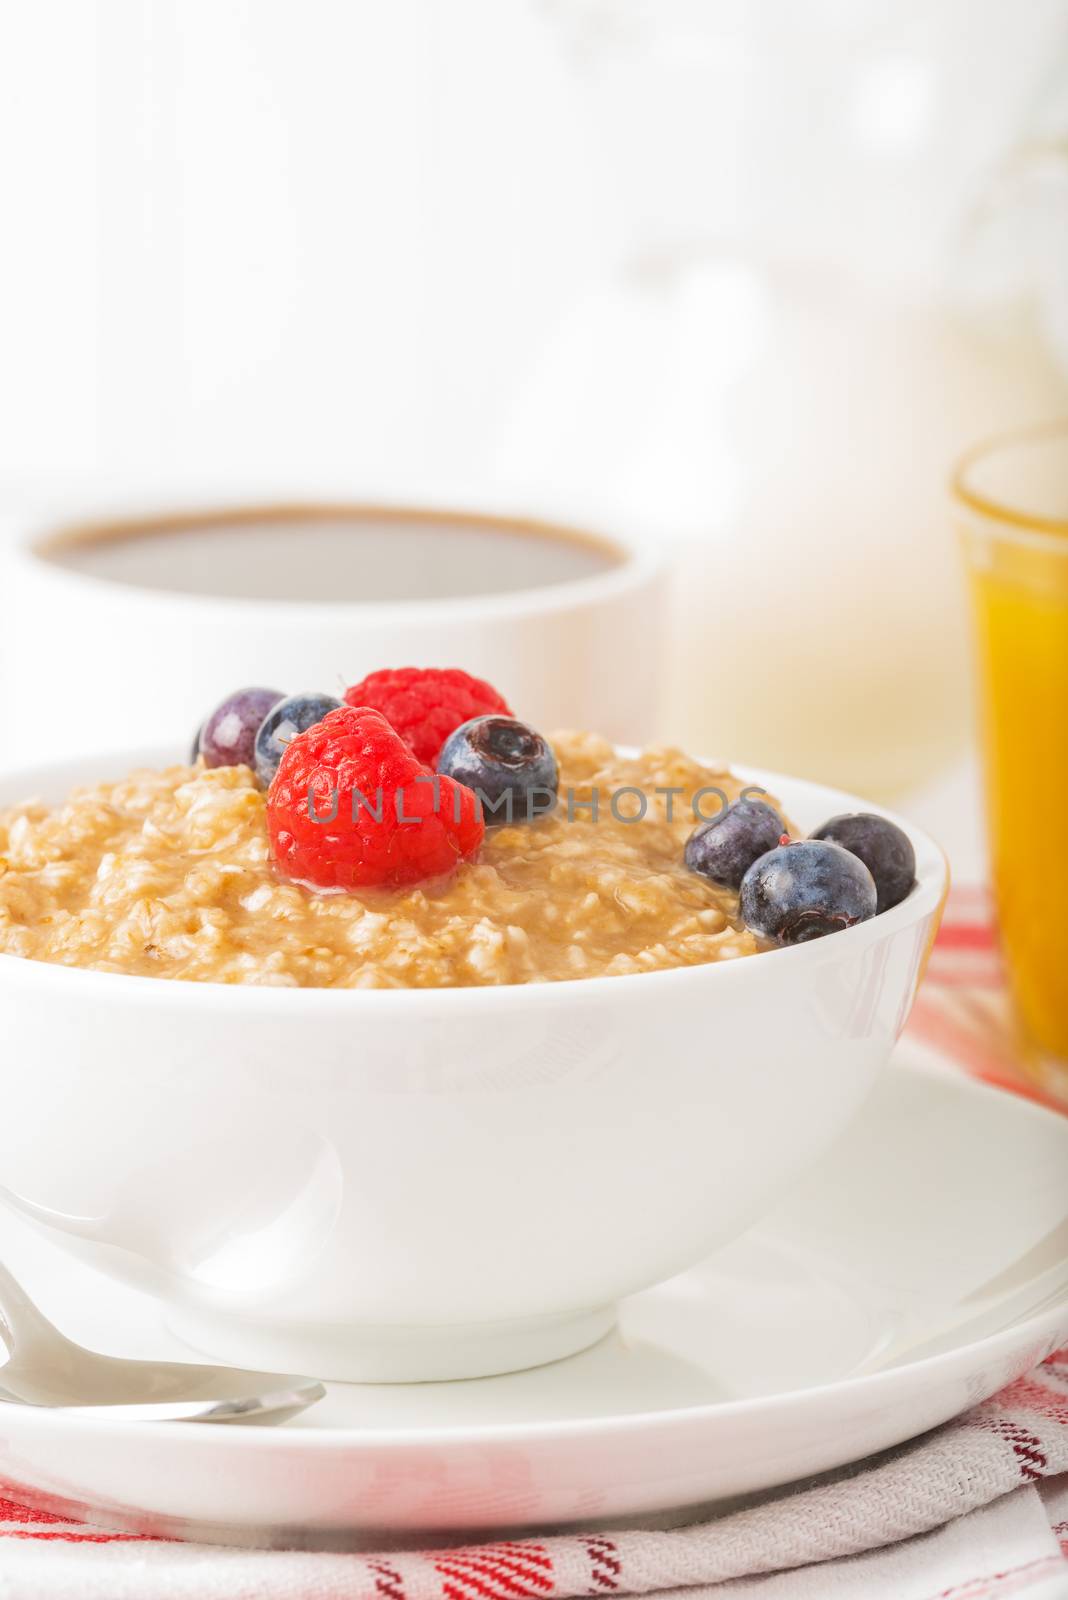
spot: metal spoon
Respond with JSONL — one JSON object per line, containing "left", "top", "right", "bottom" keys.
{"left": 0, "top": 1261, "right": 325, "bottom": 1422}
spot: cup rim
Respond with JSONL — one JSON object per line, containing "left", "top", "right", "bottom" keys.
{"left": 952, "top": 420, "right": 1068, "bottom": 545}
{"left": 0, "top": 748, "right": 949, "bottom": 1010}
{"left": 16, "top": 498, "right": 664, "bottom": 623}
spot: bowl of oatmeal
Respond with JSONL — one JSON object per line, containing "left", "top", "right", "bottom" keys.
{"left": 0, "top": 715, "right": 946, "bottom": 1381}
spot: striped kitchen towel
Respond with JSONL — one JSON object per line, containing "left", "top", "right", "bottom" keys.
{"left": 907, "top": 886, "right": 1063, "bottom": 1112}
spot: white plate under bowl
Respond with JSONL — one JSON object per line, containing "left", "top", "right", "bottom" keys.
{"left": 0, "top": 1045, "right": 1065, "bottom": 1549}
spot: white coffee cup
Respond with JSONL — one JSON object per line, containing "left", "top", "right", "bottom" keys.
{"left": 1, "top": 499, "right": 665, "bottom": 767}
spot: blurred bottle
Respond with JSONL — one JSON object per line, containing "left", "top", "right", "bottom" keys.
{"left": 497, "top": 0, "right": 1068, "bottom": 798}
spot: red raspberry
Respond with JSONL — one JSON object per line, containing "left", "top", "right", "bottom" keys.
{"left": 344, "top": 667, "right": 512, "bottom": 768}
{"left": 266, "top": 705, "right": 484, "bottom": 890}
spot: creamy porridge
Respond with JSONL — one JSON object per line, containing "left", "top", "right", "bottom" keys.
{"left": 0, "top": 733, "right": 773, "bottom": 988}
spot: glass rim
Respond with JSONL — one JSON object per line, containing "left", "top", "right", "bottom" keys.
{"left": 952, "top": 420, "right": 1068, "bottom": 542}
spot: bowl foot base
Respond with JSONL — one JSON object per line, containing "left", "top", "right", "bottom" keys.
{"left": 165, "top": 1302, "right": 618, "bottom": 1384}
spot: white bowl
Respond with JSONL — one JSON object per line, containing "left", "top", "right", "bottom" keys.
{"left": 0, "top": 751, "right": 947, "bottom": 1382}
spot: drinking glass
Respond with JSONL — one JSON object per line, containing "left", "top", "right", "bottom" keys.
{"left": 956, "top": 423, "right": 1068, "bottom": 1101}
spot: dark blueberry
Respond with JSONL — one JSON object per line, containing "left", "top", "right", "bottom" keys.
{"left": 684, "top": 797, "right": 786, "bottom": 890}
{"left": 811, "top": 812, "right": 916, "bottom": 914}
{"left": 740, "top": 839, "right": 877, "bottom": 946}
{"left": 437, "top": 715, "right": 558, "bottom": 826}
{"left": 197, "top": 687, "right": 285, "bottom": 771}
{"left": 253, "top": 692, "right": 342, "bottom": 788}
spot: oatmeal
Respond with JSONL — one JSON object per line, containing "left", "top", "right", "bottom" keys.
{"left": 0, "top": 733, "right": 774, "bottom": 988}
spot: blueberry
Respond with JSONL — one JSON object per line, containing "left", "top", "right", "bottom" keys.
{"left": 254, "top": 692, "right": 342, "bottom": 788}
{"left": 685, "top": 797, "right": 786, "bottom": 890}
{"left": 811, "top": 813, "right": 916, "bottom": 914}
{"left": 197, "top": 687, "right": 285, "bottom": 771}
{"left": 740, "top": 839, "right": 877, "bottom": 946}
{"left": 437, "top": 716, "right": 558, "bottom": 825}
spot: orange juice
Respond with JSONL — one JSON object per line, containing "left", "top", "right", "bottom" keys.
{"left": 958, "top": 425, "right": 1068, "bottom": 1095}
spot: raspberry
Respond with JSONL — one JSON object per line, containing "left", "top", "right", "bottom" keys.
{"left": 266, "top": 706, "right": 484, "bottom": 890}
{"left": 343, "top": 667, "right": 512, "bottom": 768}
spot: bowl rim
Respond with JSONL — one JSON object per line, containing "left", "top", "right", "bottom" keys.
{"left": 0, "top": 747, "right": 949, "bottom": 1009}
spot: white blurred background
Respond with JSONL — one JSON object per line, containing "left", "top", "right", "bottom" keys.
{"left": 2, "top": 0, "right": 1068, "bottom": 834}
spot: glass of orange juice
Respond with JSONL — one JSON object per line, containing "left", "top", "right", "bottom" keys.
{"left": 955, "top": 423, "right": 1068, "bottom": 1102}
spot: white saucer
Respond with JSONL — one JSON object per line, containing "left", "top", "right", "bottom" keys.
{"left": 1, "top": 1043, "right": 1066, "bottom": 1549}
